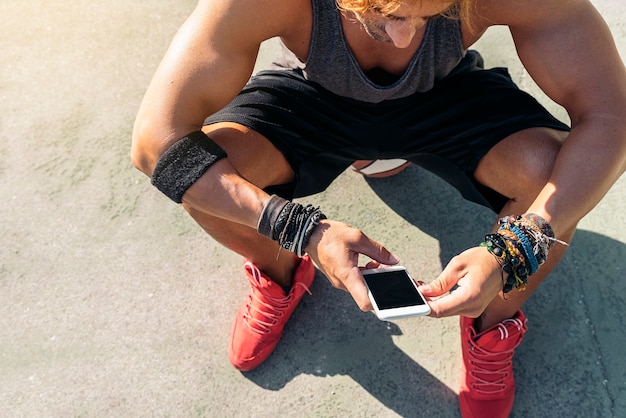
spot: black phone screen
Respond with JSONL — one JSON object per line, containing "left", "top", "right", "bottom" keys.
{"left": 364, "top": 270, "right": 426, "bottom": 310}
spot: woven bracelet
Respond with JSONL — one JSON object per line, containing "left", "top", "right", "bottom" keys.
{"left": 257, "top": 195, "right": 326, "bottom": 257}
{"left": 483, "top": 213, "right": 567, "bottom": 293}
{"left": 151, "top": 131, "right": 227, "bottom": 203}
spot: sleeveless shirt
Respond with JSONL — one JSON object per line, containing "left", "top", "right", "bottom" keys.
{"left": 271, "top": 0, "right": 466, "bottom": 103}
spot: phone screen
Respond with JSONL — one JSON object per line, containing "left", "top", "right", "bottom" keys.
{"left": 363, "top": 270, "right": 426, "bottom": 310}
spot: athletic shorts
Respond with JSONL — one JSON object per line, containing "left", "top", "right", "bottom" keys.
{"left": 205, "top": 51, "right": 569, "bottom": 212}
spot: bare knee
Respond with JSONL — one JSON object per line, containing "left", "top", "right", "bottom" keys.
{"left": 475, "top": 127, "right": 567, "bottom": 202}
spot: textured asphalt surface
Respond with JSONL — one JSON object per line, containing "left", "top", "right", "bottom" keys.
{"left": 1, "top": 0, "right": 625, "bottom": 416}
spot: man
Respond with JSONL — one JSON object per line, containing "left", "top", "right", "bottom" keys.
{"left": 131, "top": 0, "right": 626, "bottom": 416}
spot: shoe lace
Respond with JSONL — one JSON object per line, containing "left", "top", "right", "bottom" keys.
{"left": 466, "top": 318, "right": 524, "bottom": 395}
{"left": 243, "top": 262, "right": 312, "bottom": 335}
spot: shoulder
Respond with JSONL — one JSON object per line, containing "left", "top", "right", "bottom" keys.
{"left": 461, "top": 0, "right": 626, "bottom": 119}
{"left": 192, "top": 0, "right": 310, "bottom": 44}
{"left": 462, "top": 0, "right": 593, "bottom": 44}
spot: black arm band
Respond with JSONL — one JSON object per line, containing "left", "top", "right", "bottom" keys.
{"left": 150, "top": 131, "right": 227, "bottom": 203}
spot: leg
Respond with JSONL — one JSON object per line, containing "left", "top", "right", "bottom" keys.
{"left": 181, "top": 207, "right": 299, "bottom": 287}
{"left": 474, "top": 126, "right": 572, "bottom": 330}
{"left": 458, "top": 127, "right": 571, "bottom": 418}
{"left": 184, "top": 121, "right": 300, "bottom": 286}
{"left": 187, "top": 122, "right": 315, "bottom": 371}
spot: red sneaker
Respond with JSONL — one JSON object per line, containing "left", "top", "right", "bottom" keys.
{"left": 459, "top": 310, "right": 528, "bottom": 418}
{"left": 228, "top": 255, "right": 315, "bottom": 371}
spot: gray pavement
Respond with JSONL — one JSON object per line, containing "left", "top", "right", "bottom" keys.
{"left": 1, "top": 0, "right": 625, "bottom": 417}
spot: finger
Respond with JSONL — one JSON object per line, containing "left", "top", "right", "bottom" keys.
{"left": 418, "top": 265, "right": 463, "bottom": 298}
{"left": 425, "top": 285, "right": 483, "bottom": 319}
{"left": 362, "top": 260, "right": 381, "bottom": 270}
{"left": 342, "top": 266, "right": 373, "bottom": 312}
{"left": 354, "top": 234, "right": 400, "bottom": 266}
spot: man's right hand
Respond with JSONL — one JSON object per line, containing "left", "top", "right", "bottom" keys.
{"left": 304, "top": 219, "right": 400, "bottom": 311}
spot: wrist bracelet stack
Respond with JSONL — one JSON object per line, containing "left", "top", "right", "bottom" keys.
{"left": 481, "top": 213, "right": 568, "bottom": 293}
{"left": 257, "top": 195, "right": 327, "bottom": 257}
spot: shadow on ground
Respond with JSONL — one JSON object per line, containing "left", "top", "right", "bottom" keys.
{"left": 244, "top": 271, "right": 458, "bottom": 417}
{"left": 364, "top": 164, "right": 625, "bottom": 417}
{"left": 239, "top": 164, "right": 625, "bottom": 417}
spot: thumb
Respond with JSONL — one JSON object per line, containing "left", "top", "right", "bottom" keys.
{"left": 419, "top": 265, "right": 463, "bottom": 298}
{"left": 347, "top": 268, "right": 374, "bottom": 312}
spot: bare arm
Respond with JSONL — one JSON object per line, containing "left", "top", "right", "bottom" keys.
{"left": 484, "top": 0, "right": 626, "bottom": 235}
{"left": 423, "top": 0, "right": 626, "bottom": 317}
{"left": 131, "top": 0, "right": 301, "bottom": 226}
{"left": 132, "top": 0, "right": 399, "bottom": 309}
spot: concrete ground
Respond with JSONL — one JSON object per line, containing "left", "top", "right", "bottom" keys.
{"left": 1, "top": 0, "right": 624, "bottom": 416}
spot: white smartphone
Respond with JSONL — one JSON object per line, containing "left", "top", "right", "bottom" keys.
{"left": 362, "top": 266, "right": 431, "bottom": 320}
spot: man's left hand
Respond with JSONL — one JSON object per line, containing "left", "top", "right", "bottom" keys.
{"left": 418, "top": 246, "right": 505, "bottom": 318}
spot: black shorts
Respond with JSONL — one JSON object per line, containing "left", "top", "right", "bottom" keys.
{"left": 205, "top": 51, "right": 569, "bottom": 212}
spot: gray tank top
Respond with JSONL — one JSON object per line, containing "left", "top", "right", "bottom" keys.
{"left": 272, "top": 0, "right": 465, "bottom": 103}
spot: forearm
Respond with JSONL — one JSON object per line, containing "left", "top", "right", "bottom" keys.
{"left": 181, "top": 158, "right": 269, "bottom": 229}
{"left": 526, "top": 115, "right": 626, "bottom": 236}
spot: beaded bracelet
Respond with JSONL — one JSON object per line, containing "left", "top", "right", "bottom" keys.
{"left": 481, "top": 213, "right": 568, "bottom": 293}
